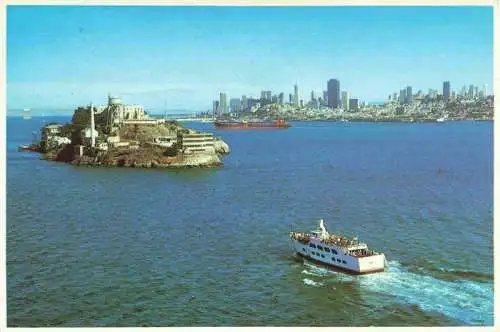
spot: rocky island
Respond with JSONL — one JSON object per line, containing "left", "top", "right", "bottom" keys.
{"left": 23, "top": 95, "right": 230, "bottom": 169}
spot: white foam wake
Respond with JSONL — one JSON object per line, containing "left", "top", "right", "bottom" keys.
{"left": 358, "top": 261, "right": 493, "bottom": 325}
{"left": 303, "top": 278, "right": 324, "bottom": 287}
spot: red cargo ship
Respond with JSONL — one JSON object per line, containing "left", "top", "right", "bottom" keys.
{"left": 214, "top": 119, "right": 291, "bottom": 129}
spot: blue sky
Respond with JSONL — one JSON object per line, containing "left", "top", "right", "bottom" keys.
{"left": 7, "top": 6, "right": 493, "bottom": 114}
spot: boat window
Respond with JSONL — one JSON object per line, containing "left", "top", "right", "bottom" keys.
{"left": 309, "top": 243, "right": 316, "bottom": 248}
{"left": 321, "top": 254, "right": 325, "bottom": 258}
{"left": 337, "top": 259, "right": 341, "bottom": 263}
{"left": 317, "top": 246, "right": 323, "bottom": 250}
{"left": 302, "top": 248, "right": 306, "bottom": 252}
{"left": 332, "top": 249, "right": 338, "bottom": 255}
{"left": 342, "top": 260, "right": 346, "bottom": 264}
{"left": 324, "top": 247, "right": 331, "bottom": 253}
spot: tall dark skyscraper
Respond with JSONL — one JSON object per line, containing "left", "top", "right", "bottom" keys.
{"left": 406, "top": 86, "right": 413, "bottom": 104}
{"left": 443, "top": 81, "right": 450, "bottom": 99}
{"left": 327, "top": 79, "right": 340, "bottom": 108}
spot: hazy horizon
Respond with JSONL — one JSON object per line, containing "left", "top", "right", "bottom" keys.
{"left": 7, "top": 6, "right": 493, "bottom": 111}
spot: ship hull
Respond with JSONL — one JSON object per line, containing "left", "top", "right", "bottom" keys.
{"left": 214, "top": 121, "right": 291, "bottom": 129}
{"left": 295, "top": 252, "right": 384, "bottom": 275}
{"left": 291, "top": 238, "right": 385, "bottom": 274}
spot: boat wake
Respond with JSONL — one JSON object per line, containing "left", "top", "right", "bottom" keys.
{"left": 302, "top": 278, "right": 324, "bottom": 287}
{"left": 359, "top": 261, "right": 492, "bottom": 326}
{"left": 300, "top": 260, "right": 493, "bottom": 325}
{"left": 402, "top": 259, "right": 493, "bottom": 283}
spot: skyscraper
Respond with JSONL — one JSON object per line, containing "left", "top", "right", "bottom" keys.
{"left": 278, "top": 92, "right": 284, "bottom": 105}
{"left": 311, "top": 91, "right": 316, "bottom": 103}
{"left": 219, "top": 92, "right": 228, "bottom": 115}
{"left": 323, "top": 90, "right": 328, "bottom": 104}
{"left": 289, "top": 93, "right": 293, "bottom": 104}
{"left": 443, "top": 81, "right": 450, "bottom": 99}
{"left": 348, "top": 98, "right": 359, "bottom": 111}
{"left": 399, "top": 89, "right": 406, "bottom": 104}
{"left": 293, "top": 84, "right": 299, "bottom": 107}
{"left": 406, "top": 86, "right": 413, "bottom": 104}
{"left": 241, "top": 95, "right": 248, "bottom": 110}
{"left": 327, "top": 79, "right": 340, "bottom": 108}
{"left": 468, "top": 85, "right": 474, "bottom": 99}
{"left": 213, "top": 100, "right": 219, "bottom": 118}
{"left": 341, "top": 91, "right": 349, "bottom": 110}
{"left": 483, "top": 84, "right": 488, "bottom": 96}
{"left": 230, "top": 98, "right": 241, "bottom": 114}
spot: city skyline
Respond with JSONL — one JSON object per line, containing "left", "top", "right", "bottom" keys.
{"left": 7, "top": 6, "right": 493, "bottom": 114}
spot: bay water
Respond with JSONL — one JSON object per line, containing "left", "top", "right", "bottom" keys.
{"left": 6, "top": 117, "right": 493, "bottom": 326}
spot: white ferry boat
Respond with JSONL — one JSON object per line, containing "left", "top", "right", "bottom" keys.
{"left": 290, "top": 219, "right": 387, "bottom": 274}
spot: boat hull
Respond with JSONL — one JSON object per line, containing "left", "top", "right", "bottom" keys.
{"left": 291, "top": 238, "right": 385, "bottom": 274}
{"left": 214, "top": 120, "right": 291, "bottom": 129}
{"left": 296, "top": 252, "right": 384, "bottom": 275}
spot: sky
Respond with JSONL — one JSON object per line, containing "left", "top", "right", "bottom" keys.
{"left": 6, "top": 5, "right": 494, "bottom": 115}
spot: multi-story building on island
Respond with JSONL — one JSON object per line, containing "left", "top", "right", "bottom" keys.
{"left": 178, "top": 132, "right": 216, "bottom": 155}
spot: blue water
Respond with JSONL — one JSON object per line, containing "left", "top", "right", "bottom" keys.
{"left": 6, "top": 117, "right": 493, "bottom": 326}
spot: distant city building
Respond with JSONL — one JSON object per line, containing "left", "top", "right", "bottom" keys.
{"left": 474, "top": 86, "right": 479, "bottom": 98}
{"left": 271, "top": 95, "right": 278, "bottom": 103}
{"left": 459, "top": 85, "right": 467, "bottom": 97}
{"left": 451, "top": 91, "right": 457, "bottom": 99}
{"left": 289, "top": 93, "right": 293, "bottom": 104}
{"left": 483, "top": 84, "right": 488, "bottom": 96}
{"left": 348, "top": 98, "right": 359, "bottom": 111}
{"left": 311, "top": 99, "right": 319, "bottom": 109}
{"left": 293, "top": 84, "right": 299, "bottom": 107}
{"left": 468, "top": 85, "right": 474, "bottom": 99}
{"left": 427, "top": 89, "right": 437, "bottom": 99}
{"left": 399, "top": 89, "right": 406, "bottom": 104}
{"left": 443, "top": 81, "right": 450, "bottom": 100}
{"left": 392, "top": 92, "right": 398, "bottom": 102}
{"left": 242, "top": 95, "right": 248, "bottom": 110}
{"left": 213, "top": 100, "right": 219, "bottom": 117}
{"left": 327, "top": 79, "right": 340, "bottom": 108}
{"left": 323, "top": 90, "right": 328, "bottom": 105}
{"left": 219, "top": 92, "right": 228, "bottom": 115}
{"left": 278, "top": 92, "right": 284, "bottom": 105}
{"left": 341, "top": 91, "right": 349, "bottom": 110}
{"left": 311, "top": 91, "right": 316, "bottom": 102}
{"left": 230, "top": 98, "right": 241, "bottom": 114}
{"left": 300, "top": 99, "right": 304, "bottom": 108}
{"left": 247, "top": 98, "right": 259, "bottom": 109}
{"left": 259, "top": 90, "right": 272, "bottom": 101}
{"left": 406, "top": 86, "right": 413, "bottom": 104}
